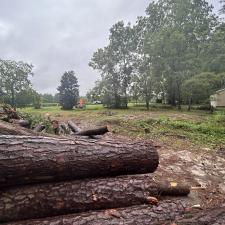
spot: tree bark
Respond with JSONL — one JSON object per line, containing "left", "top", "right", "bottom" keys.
{"left": 169, "top": 205, "right": 225, "bottom": 225}
{"left": 3, "top": 200, "right": 187, "bottom": 225}
{"left": 0, "top": 175, "right": 190, "bottom": 222}
{"left": 0, "top": 135, "right": 159, "bottom": 188}
{"left": 0, "top": 121, "right": 33, "bottom": 135}
{"left": 76, "top": 126, "right": 109, "bottom": 136}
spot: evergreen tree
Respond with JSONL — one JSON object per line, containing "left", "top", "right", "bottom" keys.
{"left": 57, "top": 71, "right": 79, "bottom": 110}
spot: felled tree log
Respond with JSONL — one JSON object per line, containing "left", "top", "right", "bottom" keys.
{"left": 0, "top": 175, "right": 190, "bottom": 222}
{"left": 0, "top": 135, "right": 159, "bottom": 188}
{"left": 9, "top": 119, "right": 30, "bottom": 128}
{"left": 2, "top": 200, "right": 187, "bottom": 225}
{"left": 0, "top": 121, "right": 33, "bottom": 135}
{"left": 76, "top": 126, "right": 109, "bottom": 136}
{"left": 68, "top": 120, "right": 81, "bottom": 133}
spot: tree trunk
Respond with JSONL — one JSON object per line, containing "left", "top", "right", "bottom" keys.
{"left": 11, "top": 87, "right": 16, "bottom": 109}
{"left": 176, "top": 80, "right": 182, "bottom": 110}
{"left": 188, "top": 96, "right": 192, "bottom": 111}
{"left": 0, "top": 135, "right": 159, "bottom": 188}
{"left": 0, "top": 121, "right": 34, "bottom": 135}
{"left": 146, "top": 96, "right": 150, "bottom": 110}
{"left": 76, "top": 126, "right": 109, "bottom": 136}
{"left": 3, "top": 200, "right": 187, "bottom": 225}
{"left": 0, "top": 175, "right": 190, "bottom": 222}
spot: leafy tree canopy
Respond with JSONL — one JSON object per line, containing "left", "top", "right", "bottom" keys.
{"left": 0, "top": 59, "right": 33, "bottom": 107}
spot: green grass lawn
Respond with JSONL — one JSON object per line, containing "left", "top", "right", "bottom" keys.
{"left": 18, "top": 104, "right": 225, "bottom": 149}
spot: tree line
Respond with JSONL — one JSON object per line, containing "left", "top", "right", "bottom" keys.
{"left": 87, "top": 0, "right": 225, "bottom": 110}
{"left": 0, "top": 59, "right": 79, "bottom": 110}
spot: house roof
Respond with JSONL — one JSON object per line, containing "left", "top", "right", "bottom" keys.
{"left": 216, "top": 88, "right": 225, "bottom": 93}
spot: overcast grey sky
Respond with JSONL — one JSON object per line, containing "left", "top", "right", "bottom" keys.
{"left": 0, "top": 0, "right": 222, "bottom": 95}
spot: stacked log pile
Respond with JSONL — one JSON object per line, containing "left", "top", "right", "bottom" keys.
{"left": 0, "top": 105, "right": 109, "bottom": 137}
{"left": 0, "top": 109, "right": 219, "bottom": 224}
{"left": 0, "top": 135, "right": 193, "bottom": 224}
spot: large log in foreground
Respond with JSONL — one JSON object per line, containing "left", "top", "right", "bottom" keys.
{"left": 0, "top": 175, "right": 190, "bottom": 222}
{"left": 3, "top": 200, "right": 187, "bottom": 225}
{"left": 0, "top": 135, "right": 159, "bottom": 188}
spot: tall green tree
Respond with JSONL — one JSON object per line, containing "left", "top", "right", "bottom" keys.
{"left": 183, "top": 72, "right": 225, "bottom": 109}
{"left": 16, "top": 88, "right": 34, "bottom": 108}
{"left": 86, "top": 80, "right": 105, "bottom": 103}
{"left": 41, "top": 93, "right": 54, "bottom": 103}
{"left": 89, "top": 46, "right": 121, "bottom": 108}
{"left": 57, "top": 71, "right": 79, "bottom": 110}
{"left": 220, "top": 0, "right": 225, "bottom": 13}
{"left": 89, "top": 21, "right": 135, "bottom": 108}
{"left": 202, "top": 23, "right": 225, "bottom": 74}
{"left": 144, "top": 0, "right": 217, "bottom": 108}
{"left": 0, "top": 59, "right": 33, "bottom": 108}
{"left": 32, "top": 90, "right": 42, "bottom": 109}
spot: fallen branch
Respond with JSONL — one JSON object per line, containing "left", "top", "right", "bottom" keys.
{"left": 68, "top": 120, "right": 81, "bottom": 133}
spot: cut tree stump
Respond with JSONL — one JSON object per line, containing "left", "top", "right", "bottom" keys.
{"left": 0, "top": 175, "right": 190, "bottom": 222}
{"left": 2, "top": 200, "right": 187, "bottom": 225}
{"left": 0, "top": 135, "right": 159, "bottom": 188}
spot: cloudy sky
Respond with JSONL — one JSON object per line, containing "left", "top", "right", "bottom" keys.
{"left": 0, "top": 0, "right": 222, "bottom": 95}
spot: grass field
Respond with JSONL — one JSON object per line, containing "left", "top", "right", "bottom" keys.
{"left": 19, "top": 104, "right": 225, "bottom": 149}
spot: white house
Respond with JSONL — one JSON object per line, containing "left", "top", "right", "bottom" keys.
{"left": 210, "top": 88, "right": 225, "bottom": 108}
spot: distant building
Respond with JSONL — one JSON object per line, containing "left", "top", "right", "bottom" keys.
{"left": 210, "top": 88, "right": 225, "bottom": 108}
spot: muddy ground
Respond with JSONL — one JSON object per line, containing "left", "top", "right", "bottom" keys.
{"left": 72, "top": 116, "right": 225, "bottom": 210}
